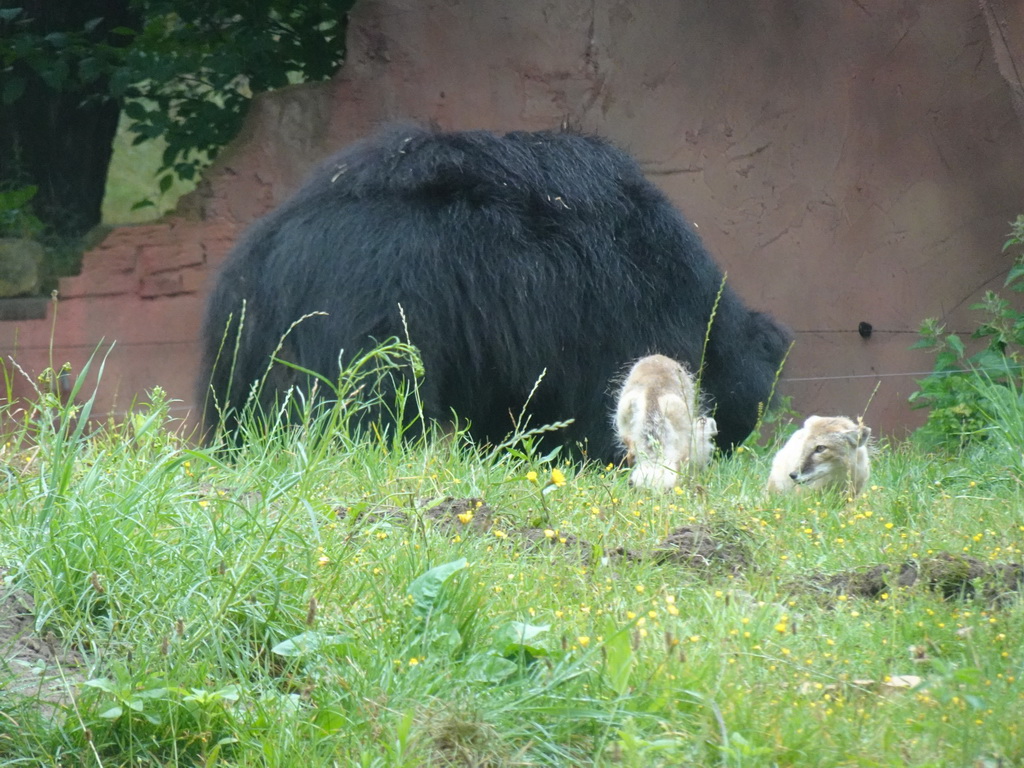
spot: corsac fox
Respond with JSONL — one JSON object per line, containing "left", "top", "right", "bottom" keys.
{"left": 767, "top": 415, "right": 871, "bottom": 496}
{"left": 615, "top": 354, "right": 717, "bottom": 491}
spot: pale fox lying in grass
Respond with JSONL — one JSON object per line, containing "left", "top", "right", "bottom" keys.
{"left": 767, "top": 415, "right": 871, "bottom": 496}
{"left": 615, "top": 354, "right": 717, "bottom": 491}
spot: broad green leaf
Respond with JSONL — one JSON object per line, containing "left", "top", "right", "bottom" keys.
{"left": 43, "top": 32, "right": 69, "bottom": 48}
{"left": 945, "top": 334, "right": 965, "bottom": 357}
{"left": 604, "top": 629, "right": 634, "bottom": 696}
{"left": 98, "top": 705, "right": 123, "bottom": 719}
{"left": 135, "top": 687, "right": 169, "bottom": 699}
{"left": 78, "top": 56, "right": 104, "bottom": 83}
{"left": 494, "top": 621, "right": 550, "bottom": 657}
{"left": 123, "top": 101, "right": 149, "bottom": 121}
{"left": 82, "top": 677, "right": 116, "bottom": 694}
{"left": 271, "top": 631, "right": 353, "bottom": 658}
{"left": 314, "top": 707, "right": 348, "bottom": 734}
{"left": 1007, "top": 262, "right": 1024, "bottom": 290}
{"left": 130, "top": 197, "right": 156, "bottom": 211}
{"left": 539, "top": 445, "right": 563, "bottom": 463}
{"left": 934, "top": 350, "right": 960, "bottom": 370}
{"left": 968, "top": 349, "right": 1007, "bottom": 371}
{"left": 396, "top": 708, "right": 415, "bottom": 747}
{"left": 0, "top": 185, "right": 37, "bottom": 210}
{"left": 217, "top": 684, "right": 240, "bottom": 702}
{"left": 424, "top": 612, "right": 462, "bottom": 653}
{"left": 952, "top": 667, "right": 983, "bottom": 685}
{"left": 463, "top": 651, "right": 517, "bottom": 684}
{"left": 184, "top": 684, "right": 241, "bottom": 704}
{"left": 409, "top": 558, "right": 467, "bottom": 619}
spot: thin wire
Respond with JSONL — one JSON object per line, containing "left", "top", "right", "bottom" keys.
{"left": 794, "top": 328, "right": 922, "bottom": 334}
{"left": 1, "top": 339, "right": 195, "bottom": 352}
{"left": 5, "top": 331, "right": 1020, "bottom": 411}
{"left": 0, "top": 326, "right": 983, "bottom": 354}
{"left": 782, "top": 364, "right": 1024, "bottom": 383}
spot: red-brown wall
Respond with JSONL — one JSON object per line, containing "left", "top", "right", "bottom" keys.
{"left": 2, "top": 0, "right": 1023, "bottom": 440}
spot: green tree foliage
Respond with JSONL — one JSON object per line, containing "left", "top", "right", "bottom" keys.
{"left": 0, "top": 0, "right": 354, "bottom": 239}
{"left": 909, "top": 215, "right": 1024, "bottom": 449}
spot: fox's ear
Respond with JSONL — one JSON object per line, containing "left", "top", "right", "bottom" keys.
{"left": 857, "top": 426, "right": 871, "bottom": 447}
{"left": 840, "top": 429, "right": 861, "bottom": 448}
{"left": 618, "top": 399, "right": 639, "bottom": 424}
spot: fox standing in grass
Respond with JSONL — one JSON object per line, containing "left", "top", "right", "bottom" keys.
{"left": 616, "top": 354, "right": 717, "bottom": 490}
{"left": 767, "top": 415, "right": 871, "bottom": 496}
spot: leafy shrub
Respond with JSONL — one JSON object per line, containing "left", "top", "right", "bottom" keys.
{"left": 909, "top": 214, "right": 1024, "bottom": 449}
{"left": 0, "top": 184, "right": 44, "bottom": 238}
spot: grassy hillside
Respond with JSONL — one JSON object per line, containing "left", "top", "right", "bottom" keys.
{"left": 0, "top": 352, "right": 1022, "bottom": 766}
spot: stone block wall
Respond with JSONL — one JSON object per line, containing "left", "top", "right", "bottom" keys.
{"left": 0, "top": 217, "right": 238, "bottom": 432}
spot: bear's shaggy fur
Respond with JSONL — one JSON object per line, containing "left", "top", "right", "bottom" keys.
{"left": 198, "top": 125, "right": 790, "bottom": 460}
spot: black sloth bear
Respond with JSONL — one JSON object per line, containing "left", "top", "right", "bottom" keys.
{"left": 197, "top": 124, "right": 790, "bottom": 460}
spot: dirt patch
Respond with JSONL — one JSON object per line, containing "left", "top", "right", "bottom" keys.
{"left": 645, "top": 525, "right": 750, "bottom": 573}
{"left": 423, "top": 497, "right": 497, "bottom": 533}
{"left": 341, "top": 498, "right": 750, "bottom": 574}
{"left": 0, "top": 578, "right": 85, "bottom": 718}
{"left": 807, "top": 552, "right": 1024, "bottom": 603}
{"left": 517, "top": 527, "right": 598, "bottom": 561}
{"left": 514, "top": 524, "right": 749, "bottom": 573}
{"left": 338, "top": 496, "right": 499, "bottom": 533}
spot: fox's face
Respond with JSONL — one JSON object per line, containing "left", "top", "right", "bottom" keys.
{"left": 790, "top": 426, "right": 868, "bottom": 486}
{"left": 689, "top": 415, "right": 718, "bottom": 466}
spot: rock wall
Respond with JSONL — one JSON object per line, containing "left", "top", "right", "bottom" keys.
{"left": 0, "top": 218, "right": 238, "bottom": 430}
{"left": 2, "top": 0, "right": 1023, "bottom": 438}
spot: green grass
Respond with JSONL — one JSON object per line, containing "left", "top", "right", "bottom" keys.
{"left": 101, "top": 114, "right": 198, "bottom": 226}
{"left": 1, "top": 356, "right": 1023, "bottom": 767}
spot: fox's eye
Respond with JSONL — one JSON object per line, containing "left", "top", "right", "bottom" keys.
{"left": 814, "top": 444, "right": 827, "bottom": 454}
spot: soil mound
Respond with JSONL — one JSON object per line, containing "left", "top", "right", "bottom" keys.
{"left": 0, "top": 580, "right": 84, "bottom": 718}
